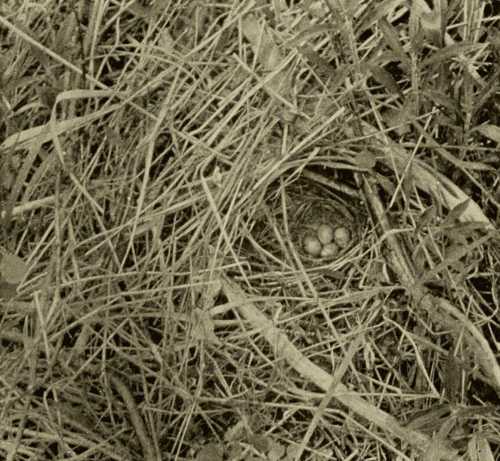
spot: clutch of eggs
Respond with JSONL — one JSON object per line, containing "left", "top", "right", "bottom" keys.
{"left": 303, "top": 223, "right": 351, "bottom": 257}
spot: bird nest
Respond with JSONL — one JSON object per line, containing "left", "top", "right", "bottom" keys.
{"left": 248, "top": 173, "right": 367, "bottom": 269}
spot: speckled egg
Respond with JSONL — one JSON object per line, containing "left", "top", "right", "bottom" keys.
{"left": 303, "top": 235, "right": 322, "bottom": 256}
{"left": 334, "top": 226, "right": 350, "bottom": 248}
{"left": 320, "top": 242, "right": 339, "bottom": 258}
{"left": 317, "top": 223, "right": 334, "bottom": 245}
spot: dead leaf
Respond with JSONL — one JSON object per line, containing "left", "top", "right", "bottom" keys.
{"left": 247, "top": 433, "right": 269, "bottom": 453}
{"left": 0, "top": 280, "right": 17, "bottom": 299}
{"left": 268, "top": 440, "right": 286, "bottom": 461}
{"left": 241, "top": 13, "right": 291, "bottom": 97}
{"left": 368, "top": 63, "right": 401, "bottom": 95}
{"left": 443, "top": 199, "right": 471, "bottom": 226}
{"left": 468, "top": 434, "right": 495, "bottom": 461}
{"left": 190, "top": 308, "right": 220, "bottom": 345}
{"left": 352, "top": 150, "right": 377, "bottom": 170}
{"left": 224, "top": 419, "right": 248, "bottom": 442}
{"left": 416, "top": 205, "right": 436, "bottom": 232}
{"left": 196, "top": 442, "right": 223, "bottom": 461}
{"left": 0, "top": 251, "right": 28, "bottom": 284}
{"left": 475, "top": 124, "right": 500, "bottom": 144}
{"left": 444, "top": 349, "right": 462, "bottom": 404}
{"left": 241, "top": 13, "right": 282, "bottom": 72}
{"left": 422, "top": 43, "right": 483, "bottom": 68}
{"left": 378, "top": 18, "right": 411, "bottom": 71}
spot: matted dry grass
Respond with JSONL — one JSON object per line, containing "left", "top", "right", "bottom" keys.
{"left": 0, "top": 1, "right": 499, "bottom": 460}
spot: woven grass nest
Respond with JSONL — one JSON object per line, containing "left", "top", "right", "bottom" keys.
{"left": 253, "top": 173, "right": 367, "bottom": 267}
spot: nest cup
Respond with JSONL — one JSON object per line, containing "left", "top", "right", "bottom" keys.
{"left": 245, "top": 175, "right": 366, "bottom": 271}
{"left": 279, "top": 176, "right": 366, "bottom": 265}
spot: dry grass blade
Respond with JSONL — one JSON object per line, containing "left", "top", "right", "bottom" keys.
{"left": 1, "top": 102, "right": 121, "bottom": 152}
{"left": 109, "top": 374, "right": 156, "bottom": 461}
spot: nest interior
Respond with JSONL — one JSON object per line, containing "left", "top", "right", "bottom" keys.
{"left": 245, "top": 172, "right": 369, "bottom": 271}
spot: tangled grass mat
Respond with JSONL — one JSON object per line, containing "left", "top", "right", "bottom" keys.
{"left": 0, "top": 1, "right": 500, "bottom": 461}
